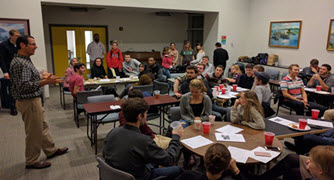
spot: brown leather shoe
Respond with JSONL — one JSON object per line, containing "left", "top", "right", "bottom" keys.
{"left": 47, "top": 147, "right": 68, "bottom": 159}
{"left": 26, "top": 161, "right": 51, "bottom": 169}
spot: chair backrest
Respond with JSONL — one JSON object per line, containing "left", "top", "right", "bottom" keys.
{"left": 281, "top": 71, "right": 289, "bottom": 79}
{"left": 132, "top": 84, "right": 154, "bottom": 95}
{"left": 87, "top": 74, "right": 91, "bottom": 79}
{"left": 88, "top": 95, "right": 115, "bottom": 103}
{"left": 153, "top": 80, "right": 169, "bottom": 94}
{"left": 170, "top": 106, "right": 181, "bottom": 122}
{"left": 266, "top": 69, "right": 280, "bottom": 81}
{"left": 76, "top": 90, "right": 102, "bottom": 104}
{"left": 97, "top": 157, "right": 136, "bottom": 180}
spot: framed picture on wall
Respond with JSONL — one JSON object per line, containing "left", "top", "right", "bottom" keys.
{"left": 0, "top": 18, "right": 30, "bottom": 43}
{"left": 268, "top": 21, "right": 302, "bottom": 48}
{"left": 327, "top": 19, "right": 334, "bottom": 51}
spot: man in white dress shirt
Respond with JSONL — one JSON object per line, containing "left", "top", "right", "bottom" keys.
{"left": 86, "top": 33, "right": 106, "bottom": 68}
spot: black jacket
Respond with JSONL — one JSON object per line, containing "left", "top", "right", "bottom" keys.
{"left": 149, "top": 62, "right": 166, "bottom": 82}
{"left": 0, "top": 39, "right": 17, "bottom": 74}
{"left": 103, "top": 124, "right": 181, "bottom": 180}
{"left": 237, "top": 74, "right": 254, "bottom": 89}
{"left": 91, "top": 65, "right": 107, "bottom": 79}
{"left": 213, "top": 48, "right": 229, "bottom": 67}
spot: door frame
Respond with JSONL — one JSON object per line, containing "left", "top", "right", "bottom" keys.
{"left": 49, "top": 24, "right": 109, "bottom": 74}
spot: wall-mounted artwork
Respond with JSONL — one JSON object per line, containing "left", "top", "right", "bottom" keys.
{"left": 268, "top": 21, "right": 302, "bottom": 49}
{"left": 327, "top": 19, "right": 334, "bottom": 51}
{"left": 0, "top": 18, "right": 30, "bottom": 43}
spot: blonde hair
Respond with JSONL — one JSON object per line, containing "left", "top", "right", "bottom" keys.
{"left": 242, "top": 91, "right": 264, "bottom": 122}
{"left": 310, "top": 146, "right": 334, "bottom": 179}
{"left": 189, "top": 79, "right": 207, "bottom": 92}
{"left": 184, "top": 41, "right": 192, "bottom": 50}
{"left": 231, "top": 65, "right": 242, "bottom": 75}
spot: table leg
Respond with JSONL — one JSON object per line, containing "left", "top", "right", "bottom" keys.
{"left": 87, "top": 114, "right": 91, "bottom": 142}
{"left": 94, "top": 116, "right": 98, "bottom": 154}
{"left": 159, "top": 105, "right": 162, "bottom": 135}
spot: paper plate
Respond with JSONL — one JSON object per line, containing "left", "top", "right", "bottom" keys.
{"left": 288, "top": 123, "right": 311, "bottom": 131}
{"left": 315, "top": 91, "right": 330, "bottom": 95}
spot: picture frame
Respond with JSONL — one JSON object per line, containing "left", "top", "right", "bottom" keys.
{"left": 327, "top": 19, "right": 334, "bottom": 51}
{"left": 268, "top": 21, "right": 302, "bottom": 49}
{"left": 0, "top": 18, "right": 30, "bottom": 43}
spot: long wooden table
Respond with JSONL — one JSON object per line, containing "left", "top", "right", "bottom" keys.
{"left": 84, "top": 78, "right": 139, "bottom": 88}
{"left": 266, "top": 115, "right": 333, "bottom": 140}
{"left": 181, "top": 122, "right": 283, "bottom": 164}
{"left": 82, "top": 95, "right": 179, "bottom": 154}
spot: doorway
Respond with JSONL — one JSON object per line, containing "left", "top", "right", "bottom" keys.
{"left": 50, "top": 25, "right": 108, "bottom": 78}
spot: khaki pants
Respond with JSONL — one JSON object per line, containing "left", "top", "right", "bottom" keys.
{"left": 153, "top": 135, "right": 172, "bottom": 150}
{"left": 16, "top": 98, "right": 57, "bottom": 166}
{"left": 324, "top": 109, "right": 334, "bottom": 121}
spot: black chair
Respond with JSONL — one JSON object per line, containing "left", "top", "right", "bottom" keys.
{"left": 132, "top": 84, "right": 154, "bottom": 95}
{"left": 59, "top": 81, "right": 72, "bottom": 110}
{"left": 153, "top": 80, "right": 169, "bottom": 95}
{"left": 274, "top": 89, "right": 293, "bottom": 116}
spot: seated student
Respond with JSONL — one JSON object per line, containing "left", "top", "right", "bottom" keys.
{"left": 63, "top": 58, "right": 78, "bottom": 91}
{"left": 91, "top": 57, "right": 107, "bottom": 79}
{"left": 258, "top": 145, "right": 334, "bottom": 180}
{"left": 122, "top": 54, "right": 141, "bottom": 77}
{"left": 302, "top": 58, "right": 320, "bottom": 79}
{"left": 69, "top": 63, "right": 85, "bottom": 98}
{"left": 253, "top": 71, "right": 275, "bottom": 117}
{"left": 226, "top": 64, "right": 242, "bottom": 84}
{"left": 119, "top": 63, "right": 154, "bottom": 99}
{"left": 205, "top": 65, "right": 228, "bottom": 88}
{"left": 180, "top": 79, "right": 212, "bottom": 128}
{"left": 174, "top": 65, "right": 200, "bottom": 98}
{"left": 230, "top": 91, "right": 265, "bottom": 130}
{"left": 324, "top": 109, "right": 334, "bottom": 120}
{"left": 176, "top": 143, "right": 242, "bottom": 180}
{"left": 307, "top": 64, "right": 334, "bottom": 92}
{"left": 250, "top": 65, "right": 265, "bottom": 91}
{"left": 280, "top": 64, "right": 326, "bottom": 117}
{"left": 237, "top": 63, "right": 254, "bottom": 89}
{"left": 148, "top": 57, "right": 166, "bottom": 82}
{"left": 103, "top": 98, "right": 183, "bottom": 180}
{"left": 201, "top": 56, "right": 214, "bottom": 76}
{"left": 118, "top": 89, "right": 171, "bottom": 149}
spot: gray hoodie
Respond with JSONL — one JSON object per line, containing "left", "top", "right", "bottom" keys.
{"left": 122, "top": 59, "right": 141, "bottom": 77}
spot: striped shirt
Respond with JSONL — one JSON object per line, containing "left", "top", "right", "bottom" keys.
{"left": 9, "top": 54, "right": 42, "bottom": 100}
{"left": 280, "top": 75, "right": 303, "bottom": 99}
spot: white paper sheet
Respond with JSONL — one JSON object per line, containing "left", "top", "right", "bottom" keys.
{"left": 249, "top": 146, "right": 280, "bottom": 163}
{"left": 181, "top": 135, "right": 213, "bottom": 149}
{"left": 268, "top": 117, "right": 295, "bottom": 127}
{"left": 215, "top": 125, "right": 244, "bottom": 134}
{"left": 228, "top": 146, "right": 251, "bottom": 163}
{"left": 99, "top": 79, "right": 110, "bottom": 82}
{"left": 304, "top": 87, "right": 316, "bottom": 92}
{"left": 110, "top": 105, "right": 121, "bottom": 110}
{"left": 307, "top": 119, "right": 333, "bottom": 128}
{"left": 215, "top": 133, "right": 246, "bottom": 142}
{"left": 237, "top": 87, "right": 249, "bottom": 92}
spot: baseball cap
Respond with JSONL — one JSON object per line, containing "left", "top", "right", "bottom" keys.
{"left": 254, "top": 71, "right": 270, "bottom": 84}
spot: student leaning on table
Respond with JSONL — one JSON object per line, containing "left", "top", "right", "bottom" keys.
{"left": 230, "top": 91, "right": 265, "bottom": 130}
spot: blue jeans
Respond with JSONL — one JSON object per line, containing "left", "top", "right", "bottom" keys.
{"left": 163, "top": 67, "right": 171, "bottom": 78}
{"left": 180, "top": 120, "right": 190, "bottom": 128}
{"left": 212, "top": 104, "right": 228, "bottom": 121}
{"left": 150, "top": 166, "right": 183, "bottom": 180}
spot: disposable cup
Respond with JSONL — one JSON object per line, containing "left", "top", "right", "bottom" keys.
{"left": 214, "top": 86, "right": 219, "bottom": 91}
{"left": 311, "top": 109, "right": 320, "bottom": 119}
{"left": 194, "top": 120, "right": 201, "bottom": 130}
{"left": 232, "top": 84, "right": 237, "bottom": 91}
{"left": 221, "top": 88, "right": 226, "bottom": 94}
{"left": 154, "top": 90, "right": 160, "bottom": 99}
{"left": 209, "top": 115, "right": 216, "bottom": 124}
{"left": 202, "top": 122, "right": 211, "bottom": 134}
{"left": 219, "top": 84, "right": 224, "bottom": 90}
{"left": 316, "top": 85, "right": 322, "bottom": 91}
{"left": 299, "top": 119, "right": 307, "bottom": 129}
{"left": 264, "top": 132, "right": 275, "bottom": 145}
{"left": 170, "top": 121, "right": 180, "bottom": 130}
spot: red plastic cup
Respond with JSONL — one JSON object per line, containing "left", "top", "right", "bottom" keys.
{"left": 299, "top": 119, "right": 307, "bottom": 129}
{"left": 264, "top": 132, "right": 275, "bottom": 145}
{"left": 232, "top": 84, "right": 237, "bottom": 91}
{"left": 311, "top": 109, "right": 320, "bottom": 119}
{"left": 214, "top": 86, "right": 219, "bottom": 91}
{"left": 219, "top": 84, "right": 224, "bottom": 90}
{"left": 202, "top": 122, "right": 211, "bottom": 134}
{"left": 316, "top": 85, "right": 322, "bottom": 91}
{"left": 221, "top": 88, "right": 227, "bottom": 94}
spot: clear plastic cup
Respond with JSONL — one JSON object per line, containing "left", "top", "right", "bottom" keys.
{"left": 264, "top": 132, "right": 275, "bottom": 145}
{"left": 209, "top": 115, "right": 216, "bottom": 124}
{"left": 170, "top": 121, "right": 180, "bottom": 130}
{"left": 194, "top": 120, "right": 201, "bottom": 130}
{"left": 154, "top": 90, "right": 160, "bottom": 99}
{"left": 116, "top": 76, "right": 120, "bottom": 81}
{"left": 311, "top": 109, "right": 320, "bottom": 119}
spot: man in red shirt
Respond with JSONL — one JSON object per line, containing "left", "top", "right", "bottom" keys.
{"left": 69, "top": 63, "right": 85, "bottom": 98}
{"left": 106, "top": 42, "right": 123, "bottom": 78}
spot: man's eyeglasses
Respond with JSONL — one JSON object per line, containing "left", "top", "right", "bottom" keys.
{"left": 28, "top": 43, "right": 36, "bottom": 46}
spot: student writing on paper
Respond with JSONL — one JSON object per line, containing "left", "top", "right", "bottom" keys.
{"left": 257, "top": 145, "right": 334, "bottom": 180}
{"left": 230, "top": 91, "right": 265, "bottom": 130}
{"left": 176, "top": 143, "right": 244, "bottom": 180}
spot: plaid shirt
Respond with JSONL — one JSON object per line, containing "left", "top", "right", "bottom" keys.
{"left": 9, "top": 54, "right": 42, "bottom": 100}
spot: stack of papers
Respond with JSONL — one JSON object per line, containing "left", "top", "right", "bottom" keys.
{"left": 110, "top": 105, "right": 121, "bottom": 110}
{"left": 304, "top": 88, "right": 316, "bottom": 92}
{"left": 99, "top": 79, "right": 110, "bottom": 82}
{"left": 181, "top": 135, "right": 213, "bottom": 149}
{"left": 268, "top": 117, "right": 295, "bottom": 127}
{"left": 228, "top": 146, "right": 280, "bottom": 164}
{"left": 215, "top": 133, "right": 245, "bottom": 142}
{"left": 307, "top": 119, "right": 333, "bottom": 128}
{"left": 216, "top": 125, "right": 243, "bottom": 134}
